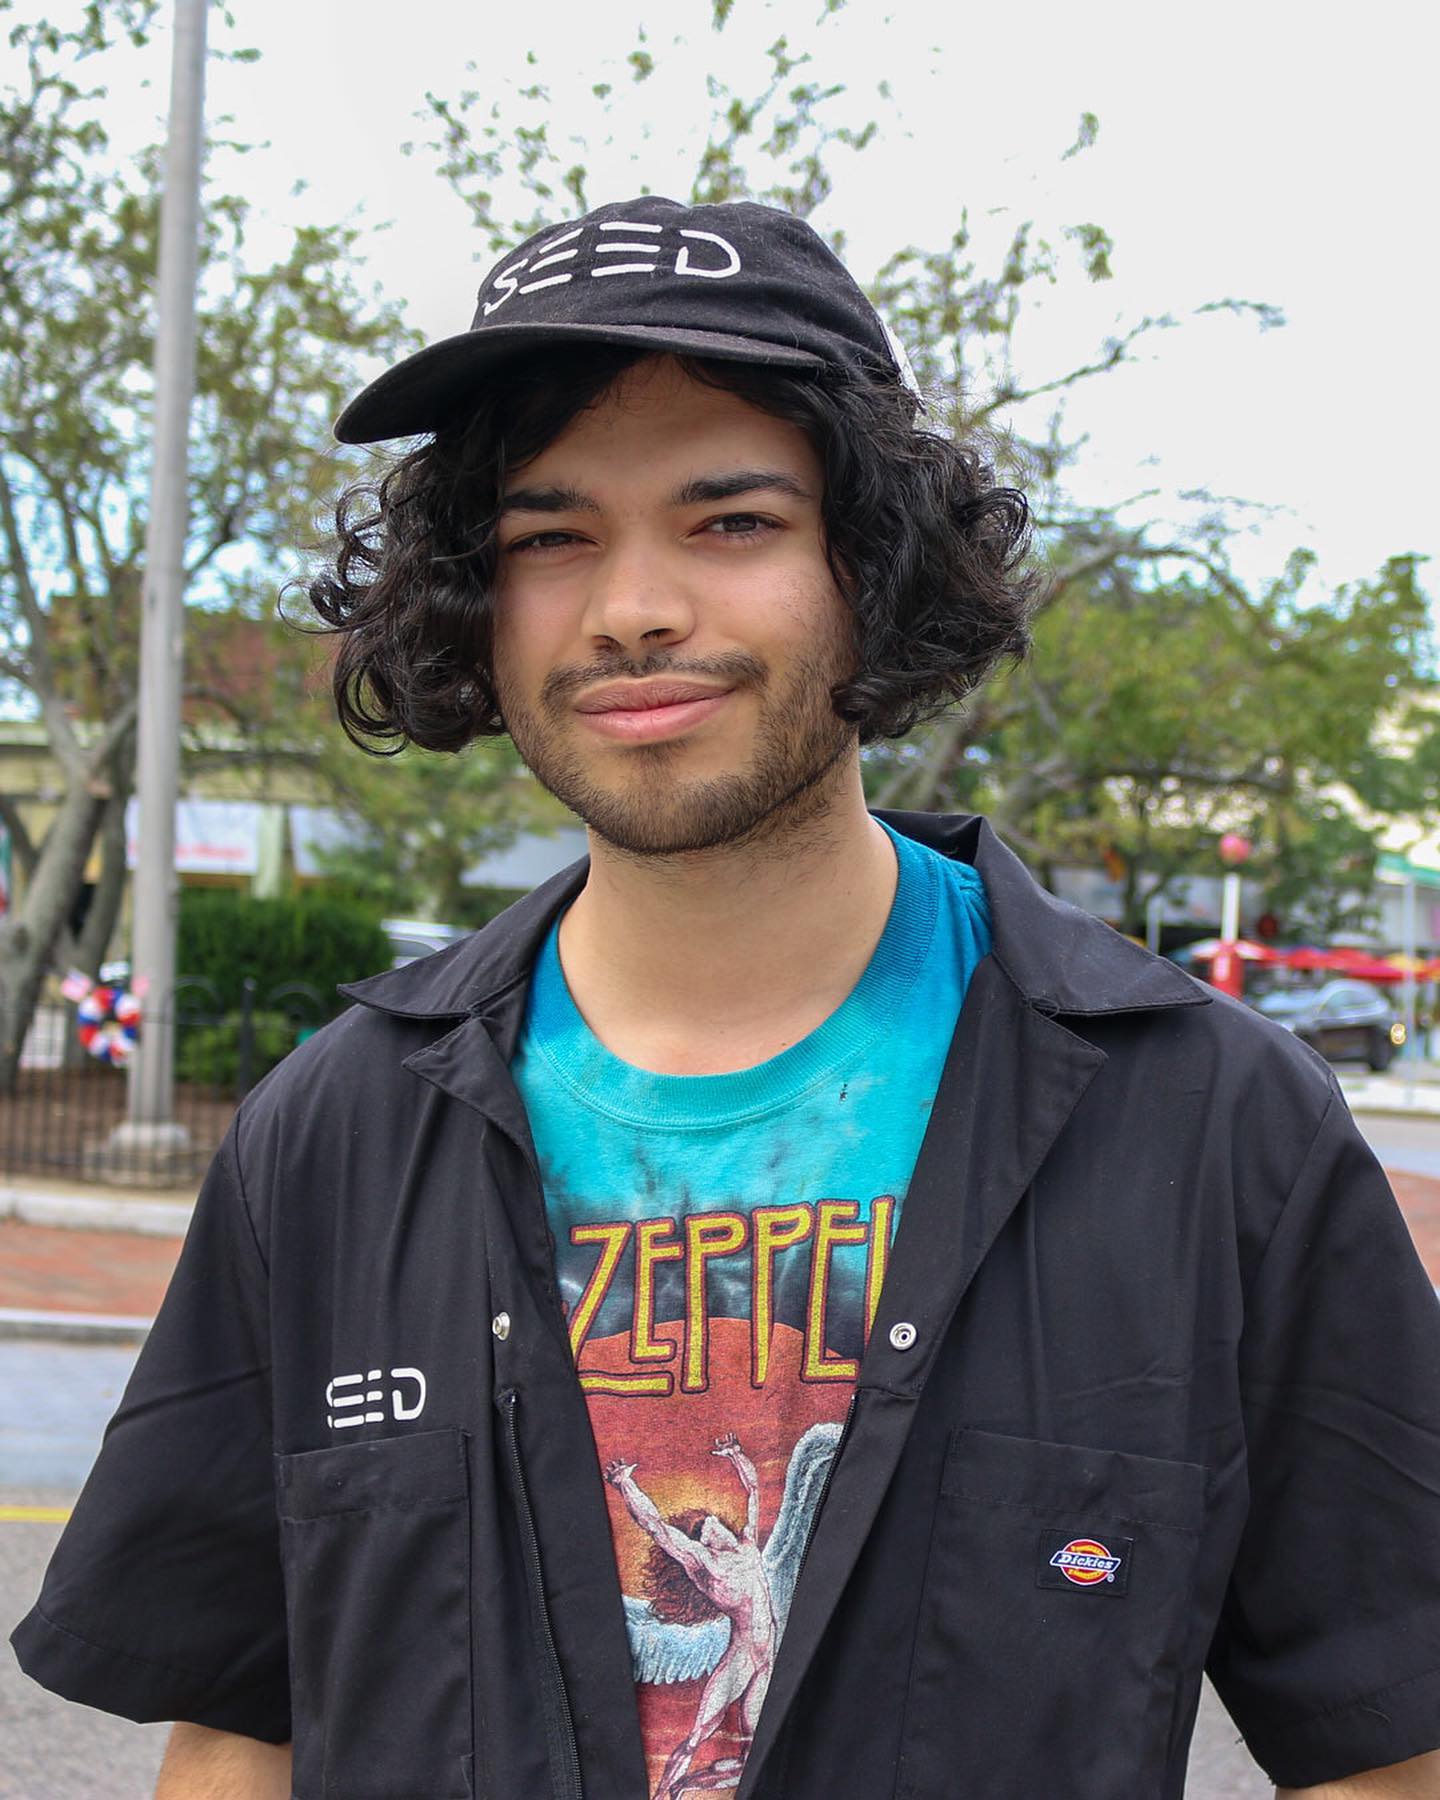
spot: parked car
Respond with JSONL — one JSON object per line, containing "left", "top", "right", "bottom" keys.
{"left": 381, "top": 918, "right": 469, "bottom": 970}
{"left": 1251, "top": 980, "right": 1406, "bottom": 1071}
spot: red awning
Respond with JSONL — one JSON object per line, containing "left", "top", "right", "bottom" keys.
{"left": 1274, "top": 946, "right": 1409, "bottom": 982}
{"left": 1186, "top": 939, "right": 1279, "bottom": 963}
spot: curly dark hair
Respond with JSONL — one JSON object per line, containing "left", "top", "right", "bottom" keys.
{"left": 307, "top": 344, "right": 1039, "bottom": 752}
{"left": 643, "top": 1508, "right": 742, "bottom": 1624}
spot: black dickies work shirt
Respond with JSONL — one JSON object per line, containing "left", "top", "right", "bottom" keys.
{"left": 13, "top": 814, "right": 1440, "bottom": 1798}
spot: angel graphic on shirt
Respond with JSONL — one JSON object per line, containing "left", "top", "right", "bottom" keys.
{"left": 605, "top": 1423, "right": 842, "bottom": 1799}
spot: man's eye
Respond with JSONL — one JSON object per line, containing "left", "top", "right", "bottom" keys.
{"left": 702, "top": 513, "right": 777, "bottom": 539}
{"left": 506, "top": 530, "right": 581, "bottom": 554}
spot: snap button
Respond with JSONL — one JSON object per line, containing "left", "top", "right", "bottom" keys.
{"left": 888, "top": 1321, "right": 917, "bottom": 1352}
{"left": 491, "top": 1312, "right": 511, "bottom": 1341}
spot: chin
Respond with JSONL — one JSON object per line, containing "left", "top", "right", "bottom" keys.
{"left": 564, "top": 770, "right": 780, "bottom": 859}
{"left": 585, "top": 812, "right": 759, "bottom": 860}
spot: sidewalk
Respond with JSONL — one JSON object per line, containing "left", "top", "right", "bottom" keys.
{"left": 2, "top": 1159, "right": 1438, "bottom": 1342}
{"left": 0, "top": 1174, "right": 193, "bottom": 1238}
{"left": 1387, "top": 1170, "right": 1440, "bottom": 1283}
{"left": 1337, "top": 1066, "right": 1440, "bottom": 1118}
{"left": 0, "top": 1176, "right": 194, "bottom": 1341}
{"left": 0, "top": 1218, "right": 180, "bottom": 1341}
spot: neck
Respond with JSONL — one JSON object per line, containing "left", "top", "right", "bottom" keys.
{"left": 556, "top": 760, "right": 898, "bottom": 1075}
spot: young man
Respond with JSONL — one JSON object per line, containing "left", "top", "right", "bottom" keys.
{"left": 13, "top": 197, "right": 1440, "bottom": 1799}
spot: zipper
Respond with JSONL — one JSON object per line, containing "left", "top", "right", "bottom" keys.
{"left": 753, "top": 1393, "right": 859, "bottom": 1800}
{"left": 501, "top": 1389, "right": 583, "bottom": 1800}
{"left": 791, "top": 1390, "right": 858, "bottom": 1600}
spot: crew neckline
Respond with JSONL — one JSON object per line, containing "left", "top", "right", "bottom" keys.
{"left": 520, "top": 821, "right": 965, "bottom": 1129}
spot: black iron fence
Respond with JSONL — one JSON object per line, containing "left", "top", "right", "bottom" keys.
{"left": 0, "top": 979, "right": 334, "bottom": 1186}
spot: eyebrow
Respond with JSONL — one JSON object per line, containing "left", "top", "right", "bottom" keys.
{"left": 498, "top": 483, "right": 599, "bottom": 516}
{"left": 498, "top": 468, "right": 815, "bottom": 515}
{"left": 668, "top": 469, "right": 815, "bottom": 506}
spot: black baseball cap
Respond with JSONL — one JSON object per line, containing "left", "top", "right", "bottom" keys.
{"left": 334, "top": 194, "right": 913, "bottom": 444}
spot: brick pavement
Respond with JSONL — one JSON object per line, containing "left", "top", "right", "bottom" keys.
{"left": 1387, "top": 1170, "right": 1440, "bottom": 1283}
{"left": 0, "top": 1167, "right": 1435, "bottom": 1321}
{"left": 0, "top": 1218, "right": 182, "bottom": 1317}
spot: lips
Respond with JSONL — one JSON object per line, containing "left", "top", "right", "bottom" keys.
{"left": 571, "top": 681, "right": 735, "bottom": 745}
{"left": 573, "top": 680, "right": 732, "bottom": 714}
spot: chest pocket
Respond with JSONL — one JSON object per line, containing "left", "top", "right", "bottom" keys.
{"left": 896, "top": 1428, "right": 1206, "bottom": 1800}
{"left": 277, "top": 1428, "right": 473, "bottom": 1800}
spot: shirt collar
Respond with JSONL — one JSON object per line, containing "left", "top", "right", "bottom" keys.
{"left": 338, "top": 811, "right": 1208, "bottom": 1028}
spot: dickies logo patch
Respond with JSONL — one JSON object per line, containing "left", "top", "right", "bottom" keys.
{"left": 1037, "top": 1529, "right": 1134, "bottom": 1595}
{"left": 1051, "top": 1538, "right": 1121, "bottom": 1585}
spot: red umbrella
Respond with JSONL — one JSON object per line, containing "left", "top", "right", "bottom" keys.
{"left": 1276, "top": 946, "right": 1334, "bottom": 972}
{"left": 1275, "top": 946, "right": 1407, "bottom": 982}
{"left": 1326, "top": 955, "right": 1408, "bottom": 983}
{"left": 1186, "top": 939, "right": 1278, "bottom": 963}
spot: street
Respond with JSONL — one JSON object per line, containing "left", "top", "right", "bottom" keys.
{"left": 0, "top": 1497, "right": 170, "bottom": 1800}
{"left": 1, "top": 1106, "right": 1433, "bottom": 1796}
{"left": 1356, "top": 1114, "right": 1440, "bottom": 1181}
{"left": 1, "top": 1348, "right": 171, "bottom": 1795}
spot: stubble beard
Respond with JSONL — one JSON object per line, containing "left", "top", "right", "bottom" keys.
{"left": 497, "top": 643, "right": 859, "bottom": 859}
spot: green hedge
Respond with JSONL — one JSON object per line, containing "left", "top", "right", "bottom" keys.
{"left": 176, "top": 891, "right": 390, "bottom": 1016}
{"left": 175, "top": 1010, "right": 302, "bottom": 1089}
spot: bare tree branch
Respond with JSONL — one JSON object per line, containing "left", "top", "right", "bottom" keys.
{"left": 1038, "top": 537, "right": 1140, "bottom": 610}
{"left": 0, "top": 460, "right": 83, "bottom": 772}
{"left": 184, "top": 514, "right": 242, "bottom": 580}
{"left": 88, "top": 695, "right": 139, "bottom": 769}
{"left": 0, "top": 794, "right": 37, "bottom": 874}
{"left": 971, "top": 316, "right": 1175, "bottom": 423}
{"left": 873, "top": 707, "right": 975, "bottom": 810}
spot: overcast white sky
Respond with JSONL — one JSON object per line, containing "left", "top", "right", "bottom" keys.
{"left": 30, "top": 0, "right": 1440, "bottom": 597}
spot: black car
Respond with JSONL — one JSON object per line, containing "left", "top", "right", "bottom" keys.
{"left": 1252, "top": 980, "right": 1407, "bottom": 1072}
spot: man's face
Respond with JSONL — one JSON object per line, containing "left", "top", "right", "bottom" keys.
{"left": 490, "top": 356, "right": 858, "bottom": 857}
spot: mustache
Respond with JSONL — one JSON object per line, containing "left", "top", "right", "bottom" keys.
{"left": 540, "top": 650, "right": 767, "bottom": 710}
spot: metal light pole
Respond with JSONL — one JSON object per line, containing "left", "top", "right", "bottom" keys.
{"left": 1145, "top": 891, "right": 1164, "bottom": 957}
{"left": 1211, "top": 833, "right": 1252, "bottom": 999}
{"left": 119, "top": 0, "right": 208, "bottom": 1169}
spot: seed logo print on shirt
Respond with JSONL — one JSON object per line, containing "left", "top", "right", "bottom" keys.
{"left": 511, "top": 824, "right": 991, "bottom": 1799}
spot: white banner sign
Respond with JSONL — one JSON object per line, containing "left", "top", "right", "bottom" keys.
{"left": 125, "top": 798, "right": 263, "bottom": 876}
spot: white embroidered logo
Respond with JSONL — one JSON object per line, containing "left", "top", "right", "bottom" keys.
{"left": 326, "top": 1367, "right": 427, "bottom": 1429}
{"left": 481, "top": 219, "right": 743, "bottom": 317}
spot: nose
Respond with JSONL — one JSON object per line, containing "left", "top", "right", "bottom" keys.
{"left": 578, "top": 533, "right": 696, "bottom": 654}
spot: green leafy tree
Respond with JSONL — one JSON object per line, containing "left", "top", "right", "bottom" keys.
{"left": 411, "top": 6, "right": 1309, "bottom": 809}
{"left": 868, "top": 551, "right": 1434, "bottom": 935}
{"left": 412, "top": 11, "right": 1278, "bottom": 514}
{"left": 404, "top": 1, "right": 1431, "bottom": 944}
{"left": 0, "top": 0, "right": 414, "bottom": 1086}
{"left": 308, "top": 736, "right": 565, "bottom": 927}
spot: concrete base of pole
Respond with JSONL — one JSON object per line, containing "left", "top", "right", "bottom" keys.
{"left": 89, "top": 1119, "right": 199, "bottom": 1188}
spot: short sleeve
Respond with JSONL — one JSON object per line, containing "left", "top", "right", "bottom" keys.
{"left": 9, "top": 1120, "right": 290, "bottom": 1742}
{"left": 1207, "top": 1088, "right": 1440, "bottom": 1786}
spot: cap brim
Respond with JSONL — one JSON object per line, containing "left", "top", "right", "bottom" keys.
{"left": 333, "top": 322, "right": 826, "bottom": 445}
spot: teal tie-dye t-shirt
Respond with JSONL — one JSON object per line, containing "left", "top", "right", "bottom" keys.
{"left": 510, "top": 821, "right": 990, "bottom": 1798}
